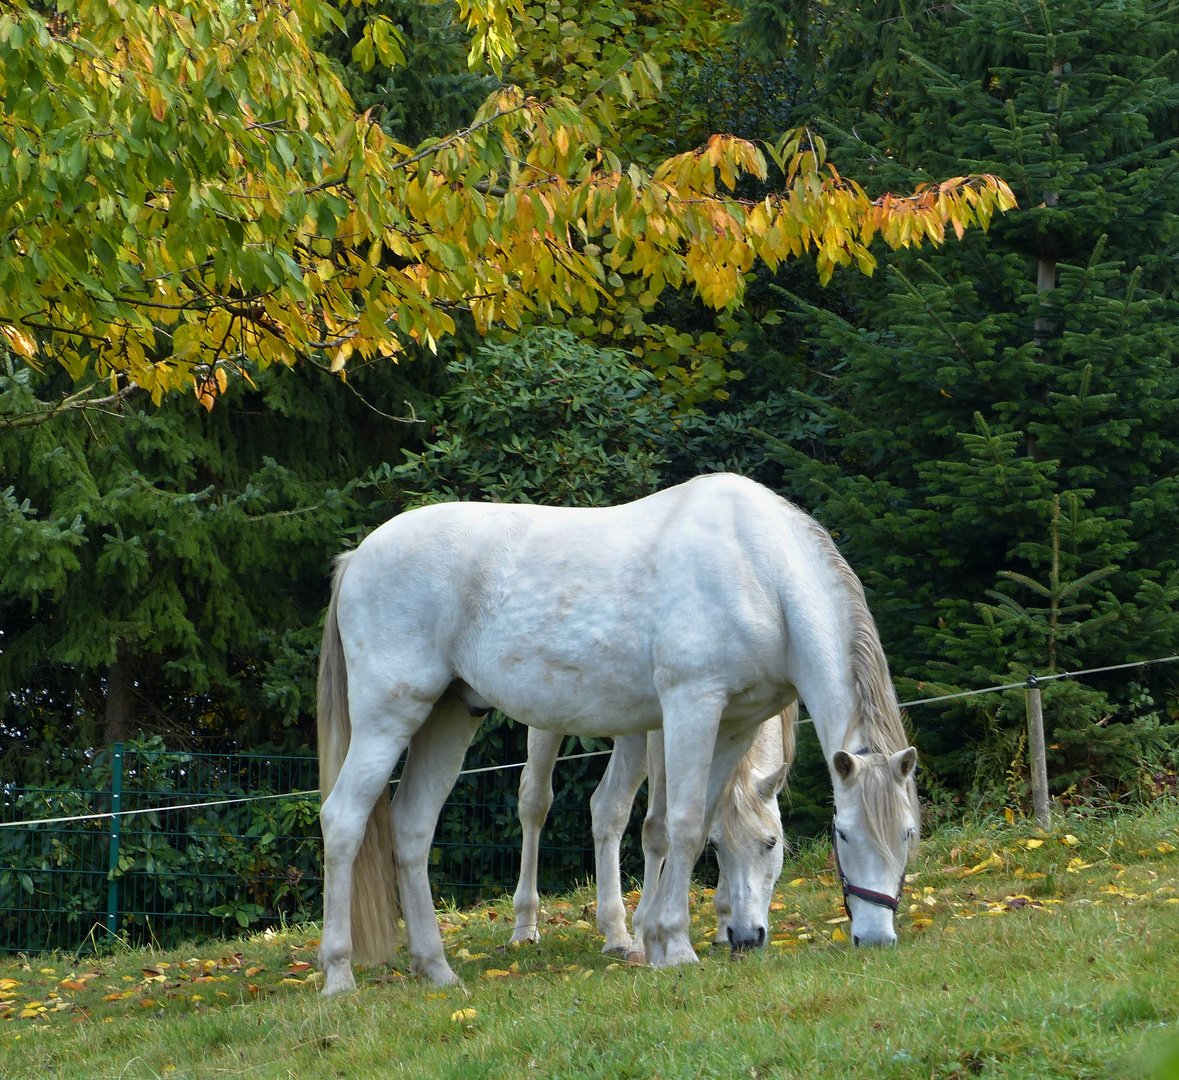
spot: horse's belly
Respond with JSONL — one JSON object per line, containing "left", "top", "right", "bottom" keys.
{"left": 461, "top": 650, "right": 663, "bottom": 736}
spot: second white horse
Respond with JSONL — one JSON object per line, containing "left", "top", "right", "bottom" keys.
{"left": 511, "top": 707, "right": 797, "bottom": 955}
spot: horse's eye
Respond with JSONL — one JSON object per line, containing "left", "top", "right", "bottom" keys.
{"left": 837, "top": 830, "right": 848, "bottom": 843}
{"left": 764, "top": 837, "right": 779, "bottom": 851}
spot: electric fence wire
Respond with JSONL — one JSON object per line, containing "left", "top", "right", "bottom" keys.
{"left": 4, "top": 655, "right": 1178, "bottom": 829}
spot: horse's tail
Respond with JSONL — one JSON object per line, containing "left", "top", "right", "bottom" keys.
{"left": 318, "top": 551, "right": 401, "bottom": 966}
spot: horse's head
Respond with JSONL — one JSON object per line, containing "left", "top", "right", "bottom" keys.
{"left": 830, "top": 746, "right": 919, "bottom": 947}
{"left": 711, "top": 759, "right": 788, "bottom": 952}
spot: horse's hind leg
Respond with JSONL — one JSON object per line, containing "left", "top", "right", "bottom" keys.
{"left": 320, "top": 724, "right": 416, "bottom": 996}
{"left": 630, "top": 728, "right": 667, "bottom": 956}
{"left": 391, "top": 692, "right": 482, "bottom": 984}
{"left": 591, "top": 733, "right": 646, "bottom": 955}
{"left": 511, "top": 727, "right": 562, "bottom": 945}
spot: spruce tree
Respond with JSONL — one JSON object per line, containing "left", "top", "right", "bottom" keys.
{"left": 757, "top": 0, "right": 1179, "bottom": 797}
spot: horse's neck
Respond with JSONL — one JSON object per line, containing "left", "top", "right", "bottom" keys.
{"left": 747, "top": 716, "right": 785, "bottom": 773}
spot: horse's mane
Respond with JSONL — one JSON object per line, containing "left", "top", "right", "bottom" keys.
{"left": 719, "top": 707, "right": 796, "bottom": 848}
{"left": 797, "top": 509, "right": 921, "bottom": 864}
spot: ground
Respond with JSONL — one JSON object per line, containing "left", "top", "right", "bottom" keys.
{"left": 3, "top": 804, "right": 1178, "bottom": 1080}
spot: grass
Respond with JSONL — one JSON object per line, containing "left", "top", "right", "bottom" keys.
{"left": 3, "top": 802, "right": 1179, "bottom": 1080}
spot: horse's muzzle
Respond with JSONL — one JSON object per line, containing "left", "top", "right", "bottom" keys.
{"left": 727, "top": 925, "right": 768, "bottom": 952}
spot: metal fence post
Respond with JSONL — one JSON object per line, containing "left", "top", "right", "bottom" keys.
{"left": 1025, "top": 676, "right": 1051, "bottom": 829}
{"left": 106, "top": 743, "right": 124, "bottom": 937}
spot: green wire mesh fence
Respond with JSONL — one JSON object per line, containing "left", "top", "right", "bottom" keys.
{"left": 0, "top": 739, "right": 661, "bottom": 956}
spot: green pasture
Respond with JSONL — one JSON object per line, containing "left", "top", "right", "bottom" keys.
{"left": 3, "top": 804, "right": 1179, "bottom": 1080}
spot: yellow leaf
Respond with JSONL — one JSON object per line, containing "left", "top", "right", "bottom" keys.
{"left": 1061, "top": 834, "right": 1081, "bottom": 847}
{"left": 788, "top": 878, "right": 806, "bottom": 887}
{"left": 1156, "top": 843, "right": 1176, "bottom": 853}
{"left": 1005, "top": 807, "right": 1015, "bottom": 825}
{"left": 149, "top": 86, "right": 167, "bottom": 122}
{"left": 2, "top": 325, "right": 37, "bottom": 357}
{"left": 1021, "top": 839, "right": 1044, "bottom": 849}
{"left": 481, "top": 969, "right": 511, "bottom": 979}
{"left": 451, "top": 1008, "right": 477, "bottom": 1022}
{"left": 831, "top": 927, "right": 849, "bottom": 943}
{"left": 1065, "top": 858, "right": 1093, "bottom": 873}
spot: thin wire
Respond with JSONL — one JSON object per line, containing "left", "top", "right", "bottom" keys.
{"left": 897, "top": 653, "right": 1179, "bottom": 709}
{"left": 0, "top": 750, "right": 614, "bottom": 829}
{"left": 5, "top": 654, "right": 1177, "bottom": 829}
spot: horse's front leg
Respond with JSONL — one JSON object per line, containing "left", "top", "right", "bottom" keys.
{"left": 640, "top": 695, "right": 755, "bottom": 969}
{"left": 511, "top": 727, "right": 563, "bottom": 945}
{"left": 390, "top": 693, "right": 482, "bottom": 985}
{"left": 590, "top": 733, "right": 647, "bottom": 955}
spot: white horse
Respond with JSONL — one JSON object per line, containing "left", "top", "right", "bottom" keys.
{"left": 317, "top": 473, "right": 919, "bottom": 995}
{"left": 509, "top": 707, "right": 796, "bottom": 956}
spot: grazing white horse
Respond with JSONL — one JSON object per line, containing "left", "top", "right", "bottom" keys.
{"left": 510, "top": 707, "right": 796, "bottom": 955}
{"left": 317, "top": 473, "right": 919, "bottom": 995}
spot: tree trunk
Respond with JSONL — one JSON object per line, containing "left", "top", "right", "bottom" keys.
{"left": 104, "top": 642, "right": 135, "bottom": 745}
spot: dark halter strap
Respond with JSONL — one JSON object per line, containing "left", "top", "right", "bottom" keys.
{"left": 830, "top": 819, "right": 905, "bottom": 921}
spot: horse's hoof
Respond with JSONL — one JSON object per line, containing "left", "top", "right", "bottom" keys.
{"left": 601, "top": 941, "right": 630, "bottom": 957}
{"left": 624, "top": 948, "right": 646, "bottom": 965}
{"left": 646, "top": 941, "right": 700, "bottom": 968}
{"left": 321, "top": 964, "right": 357, "bottom": 997}
{"left": 508, "top": 933, "right": 540, "bottom": 947}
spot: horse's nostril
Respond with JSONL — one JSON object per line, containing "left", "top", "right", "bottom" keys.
{"left": 853, "top": 935, "right": 860, "bottom": 947}
{"left": 755, "top": 926, "right": 766, "bottom": 949}
{"left": 726, "top": 927, "right": 735, "bottom": 947}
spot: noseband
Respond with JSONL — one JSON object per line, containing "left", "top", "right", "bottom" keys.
{"left": 830, "top": 819, "right": 905, "bottom": 921}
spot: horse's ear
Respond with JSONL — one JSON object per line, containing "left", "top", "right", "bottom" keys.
{"left": 755, "top": 763, "right": 788, "bottom": 801}
{"left": 832, "top": 750, "right": 858, "bottom": 782}
{"left": 890, "top": 746, "right": 918, "bottom": 783}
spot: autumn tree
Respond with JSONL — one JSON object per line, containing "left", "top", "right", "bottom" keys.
{"left": 0, "top": 0, "right": 1013, "bottom": 416}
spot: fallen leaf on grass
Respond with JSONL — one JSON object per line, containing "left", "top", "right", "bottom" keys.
{"left": 961, "top": 853, "right": 1003, "bottom": 876}
{"left": 1061, "top": 834, "right": 1080, "bottom": 848}
{"left": 788, "top": 878, "right": 806, "bottom": 887}
{"left": 451, "top": 1008, "right": 477, "bottom": 1022}
{"left": 831, "top": 928, "right": 849, "bottom": 943}
{"left": 1019, "top": 839, "right": 1044, "bottom": 849}
{"left": 1066, "top": 858, "right": 1094, "bottom": 873}
{"left": 1157, "top": 843, "right": 1177, "bottom": 853}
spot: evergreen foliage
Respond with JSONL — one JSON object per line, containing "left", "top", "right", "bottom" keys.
{"left": 754, "top": 0, "right": 1179, "bottom": 800}
{"left": 0, "top": 357, "right": 421, "bottom": 760}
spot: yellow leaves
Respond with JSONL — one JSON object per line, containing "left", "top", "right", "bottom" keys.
{"left": 1061, "top": 835, "right": 1081, "bottom": 848}
{"left": 1157, "top": 843, "right": 1177, "bottom": 854}
{"left": 1065, "top": 858, "right": 1094, "bottom": 874}
{"left": 1019, "top": 838, "right": 1045, "bottom": 849}
{"left": 831, "top": 927, "right": 850, "bottom": 942}
{"left": 451, "top": 1007, "right": 477, "bottom": 1022}
{"left": 1005, "top": 808, "right": 1016, "bottom": 825}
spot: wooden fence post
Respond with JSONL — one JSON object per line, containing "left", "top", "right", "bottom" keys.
{"left": 1025, "top": 676, "right": 1051, "bottom": 829}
